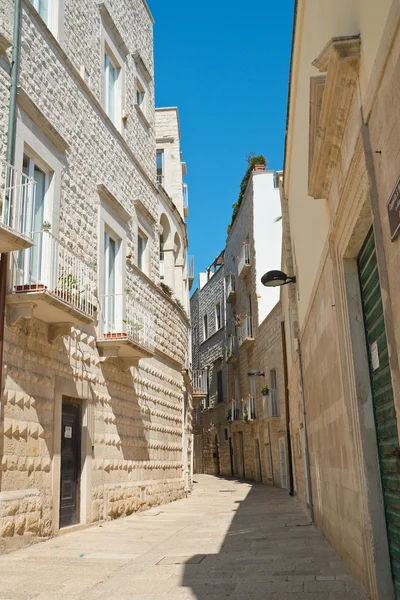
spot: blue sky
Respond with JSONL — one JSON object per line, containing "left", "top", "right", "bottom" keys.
{"left": 151, "top": 1, "right": 294, "bottom": 285}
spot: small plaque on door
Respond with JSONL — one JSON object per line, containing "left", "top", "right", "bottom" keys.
{"left": 64, "top": 426, "right": 72, "bottom": 438}
{"left": 370, "top": 341, "right": 380, "bottom": 371}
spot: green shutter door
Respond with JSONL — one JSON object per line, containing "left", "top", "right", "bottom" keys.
{"left": 358, "top": 227, "right": 400, "bottom": 597}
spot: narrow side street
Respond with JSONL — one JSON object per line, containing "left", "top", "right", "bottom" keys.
{"left": 0, "top": 475, "right": 366, "bottom": 600}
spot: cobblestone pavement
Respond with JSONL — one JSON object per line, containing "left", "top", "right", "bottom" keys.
{"left": 0, "top": 475, "right": 368, "bottom": 599}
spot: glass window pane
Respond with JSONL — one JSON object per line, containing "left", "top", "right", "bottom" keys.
{"left": 38, "top": 0, "right": 49, "bottom": 25}
{"left": 30, "top": 166, "right": 45, "bottom": 281}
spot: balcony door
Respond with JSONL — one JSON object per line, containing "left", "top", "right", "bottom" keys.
{"left": 17, "top": 154, "right": 47, "bottom": 285}
{"left": 103, "top": 231, "right": 118, "bottom": 334}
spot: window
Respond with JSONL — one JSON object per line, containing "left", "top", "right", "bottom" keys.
{"left": 224, "top": 428, "right": 228, "bottom": 441}
{"left": 29, "top": 0, "right": 50, "bottom": 27}
{"left": 217, "top": 370, "right": 223, "bottom": 403}
{"left": 17, "top": 154, "right": 49, "bottom": 284}
{"left": 156, "top": 151, "right": 163, "bottom": 185}
{"left": 136, "top": 79, "right": 146, "bottom": 114}
{"left": 104, "top": 231, "right": 118, "bottom": 332}
{"left": 203, "top": 314, "right": 208, "bottom": 341}
{"left": 270, "top": 368, "right": 279, "bottom": 417}
{"left": 104, "top": 52, "right": 119, "bottom": 125}
{"left": 137, "top": 230, "right": 147, "bottom": 272}
{"left": 215, "top": 302, "right": 221, "bottom": 331}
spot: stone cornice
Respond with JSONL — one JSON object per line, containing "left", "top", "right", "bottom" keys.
{"left": 308, "top": 35, "right": 361, "bottom": 200}
{"left": 97, "top": 184, "right": 131, "bottom": 222}
{"left": 133, "top": 51, "right": 152, "bottom": 82}
{"left": 134, "top": 199, "right": 156, "bottom": 225}
{"left": 0, "top": 30, "right": 12, "bottom": 53}
{"left": 98, "top": 3, "right": 130, "bottom": 56}
{"left": 17, "top": 87, "right": 69, "bottom": 152}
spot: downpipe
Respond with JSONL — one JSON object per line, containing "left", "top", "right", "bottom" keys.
{"left": 298, "top": 338, "right": 314, "bottom": 522}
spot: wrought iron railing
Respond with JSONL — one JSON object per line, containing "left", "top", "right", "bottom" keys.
{"left": 238, "top": 242, "right": 250, "bottom": 275}
{"left": 238, "top": 316, "right": 253, "bottom": 345}
{"left": 226, "top": 273, "right": 235, "bottom": 300}
{"left": 0, "top": 160, "right": 36, "bottom": 236}
{"left": 11, "top": 229, "right": 96, "bottom": 318}
{"left": 98, "top": 294, "right": 155, "bottom": 352}
{"left": 192, "top": 369, "right": 207, "bottom": 394}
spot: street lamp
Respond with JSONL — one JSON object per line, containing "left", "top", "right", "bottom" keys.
{"left": 261, "top": 270, "right": 296, "bottom": 287}
{"left": 247, "top": 370, "right": 265, "bottom": 377}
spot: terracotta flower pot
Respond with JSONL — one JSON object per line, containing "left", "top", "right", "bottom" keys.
{"left": 15, "top": 283, "right": 46, "bottom": 292}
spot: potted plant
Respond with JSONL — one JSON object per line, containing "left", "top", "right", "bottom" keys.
{"left": 261, "top": 385, "right": 269, "bottom": 396}
{"left": 160, "top": 282, "right": 173, "bottom": 297}
{"left": 234, "top": 313, "right": 242, "bottom": 328}
{"left": 227, "top": 408, "right": 232, "bottom": 424}
{"left": 242, "top": 404, "right": 249, "bottom": 423}
{"left": 43, "top": 221, "right": 51, "bottom": 231}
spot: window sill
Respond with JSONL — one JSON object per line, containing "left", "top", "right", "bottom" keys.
{"left": 135, "top": 103, "right": 151, "bottom": 129}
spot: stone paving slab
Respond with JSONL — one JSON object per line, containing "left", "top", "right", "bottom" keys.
{"left": 0, "top": 475, "right": 368, "bottom": 599}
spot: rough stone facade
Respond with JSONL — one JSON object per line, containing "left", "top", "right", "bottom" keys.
{"left": 280, "top": 2, "right": 400, "bottom": 598}
{"left": 191, "top": 171, "right": 289, "bottom": 489}
{"left": 0, "top": 0, "right": 192, "bottom": 552}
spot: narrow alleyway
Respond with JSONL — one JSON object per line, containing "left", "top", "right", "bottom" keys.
{"left": 0, "top": 475, "right": 367, "bottom": 599}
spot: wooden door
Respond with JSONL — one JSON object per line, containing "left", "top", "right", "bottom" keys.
{"left": 59, "top": 402, "right": 80, "bottom": 528}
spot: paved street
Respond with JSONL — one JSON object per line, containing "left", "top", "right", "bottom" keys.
{"left": 0, "top": 475, "right": 367, "bottom": 599}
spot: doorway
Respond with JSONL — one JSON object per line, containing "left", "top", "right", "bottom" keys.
{"left": 59, "top": 401, "right": 81, "bottom": 528}
{"left": 358, "top": 227, "right": 400, "bottom": 597}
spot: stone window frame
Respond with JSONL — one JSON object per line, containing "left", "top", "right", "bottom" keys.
{"left": 100, "top": 11, "right": 128, "bottom": 134}
{"left": 308, "top": 75, "right": 326, "bottom": 181}
{"left": 26, "top": 0, "right": 65, "bottom": 43}
{"left": 15, "top": 110, "right": 64, "bottom": 239}
{"left": 215, "top": 301, "right": 222, "bottom": 331}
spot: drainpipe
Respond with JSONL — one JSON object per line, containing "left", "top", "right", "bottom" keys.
{"left": 0, "top": 0, "right": 23, "bottom": 398}
{"left": 281, "top": 320, "right": 294, "bottom": 496}
{"left": 297, "top": 338, "right": 314, "bottom": 522}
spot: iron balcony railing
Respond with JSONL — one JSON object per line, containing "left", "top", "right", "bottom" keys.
{"left": 183, "top": 183, "right": 188, "bottom": 210}
{"left": 238, "top": 315, "right": 254, "bottom": 345}
{"left": 263, "top": 389, "right": 279, "bottom": 418}
{"left": 249, "top": 396, "right": 257, "bottom": 420}
{"left": 226, "top": 273, "right": 235, "bottom": 301}
{"left": 11, "top": 229, "right": 96, "bottom": 318}
{"left": 0, "top": 160, "right": 36, "bottom": 236}
{"left": 98, "top": 294, "right": 155, "bottom": 352}
{"left": 226, "top": 334, "right": 238, "bottom": 360}
{"left": 238, "top": 241, "right": 251, "bottom": 276}
{"left": 157, "top": 174, "right": 164, "bottom": 185}
{"left": 230, "top": 398, "right": 242, "bottom": 421}
{"left": 192, "top": 369, "right": 207, "bottom": 394}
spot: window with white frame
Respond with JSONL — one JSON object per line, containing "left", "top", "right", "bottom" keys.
{"left": 137, "top": 229, "right": 148, "bottom": 273}
{"left": 29, "top": 0, "right": 50, "bottom": 27}
{"left": 17, "top": 153, "right": 51, "bottom": 285}
{"left": 203, "top": 314, "right": 208, "bottom": 341}
{"left": 215, "top": 302, "right": 221, "bottom": 331}
{"left": 103, "top": 230, "right": 119, "bottom": 333}
{"left": 136, "top": 78, "right": 147, "bottom": 116}
{"left": 156, "top": 151, "right": 163, "bottom": 185}
{"left": 104, "top": 51, "right": 120, "bottom": 125}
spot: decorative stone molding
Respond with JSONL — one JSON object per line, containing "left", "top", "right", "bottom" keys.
{"left": 17, "top": 88, "right": 69, "bottom": 153}
{"left": 308, "top": 36, "right": 361, "bottom": 200}
{"left": 133, "top": 50, "right": 152, "bottom": 82}
{"left": 97, "top": 184, "right": 132, "bottom": 223}
{"left": 98, "top": 3, "right": 130, "bottom": 56}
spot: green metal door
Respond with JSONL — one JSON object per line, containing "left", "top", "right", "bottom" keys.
{"left": 358, "top": 227, "right": 400, "bottom": 597}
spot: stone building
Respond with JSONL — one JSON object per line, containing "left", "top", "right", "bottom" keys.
{"left": 191, "top": 167, "right": 290, "bottom": 489}
{"left": 0, "top": 0, "right": 192, "bottom": 552}
{"left": 279, "top": 1, "right": 400, "bottom": 598}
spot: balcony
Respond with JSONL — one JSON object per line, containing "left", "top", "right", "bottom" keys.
{"left": 157, "top": 173, "right": 164, "bottom": 185}
{"left": 238, "top": 242, "right": 251, "bottom": 279}
{"left": 0, "top": 160, "right": 36, "bottom": 253}
{"left": 243, "top": 396, "right": 257, "bottom": 421}
{"left": 225, "top": 273, "right": 236, "bottom": 303}
{"left": 262, "top": 389, "right": 279, "bottom": 419}
{"left": 188, "top": 255, "right": 194, "bottom": 290}
{"left": 6, "top": 229, "right": 96, "bottom": 340}
{"left": 183, "top": 183, "right": 188, "bottom": 218}
{"left": 226, "top": 334, "right": 238, "bottom": 364}
{"left": 238, "top": 316, "right": 254, "bottom": 349}
{"left": 229, "top": 398, "right": 242, "bottom": 421}
{"left": 97, "top": 294, "right": 155, "bottom": 369}
{"left": 192, "top": 369, "right": 207, "bottom": 401}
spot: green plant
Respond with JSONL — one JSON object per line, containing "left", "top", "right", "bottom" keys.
{"left": 123, "top": 317, "right": 143, "bottom": 333}
{"left": 274, "top": 215, "right": 282, "bottom": 223}
{"left": 227, "top": 154, "right": 267, "bottom": 234}
{"left": 160, "top": 282, "right": 173, "bottom": 296}
{"left": 58, "top": 273, "right": 82, "bottom": 296}
{"left": 242, "top": 404, "right": 249, "bottom": 423}
{"left": 261, "top": 384, "right": 270, "bottom": 396}
{"left": 227, "top": 408, "right": 232, "bottom": 423}
{"left": 175, "top": 298, "right": 185, "bottom": 311}
{"left": 43, "top": 220, "right": 51, "bottom": 229}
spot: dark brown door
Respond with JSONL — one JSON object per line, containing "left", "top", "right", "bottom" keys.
{"left": 60, "top": 402, "right": 80, "bottom": 528}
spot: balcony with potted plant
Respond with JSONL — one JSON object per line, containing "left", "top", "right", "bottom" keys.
{"left": 96, "top": 294, "right": 155, "bottom": 369}
{"left": 0, "top": 160, "right": 36, "bottom": 253}
{"left": 6, "top": 226, "right": 96, "bottom": 340}
{"left": 262, "top": 388, "right": 279, "bottom": 419}
{"left": 192, "top": 369, "right": 207, "bottom": 404}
